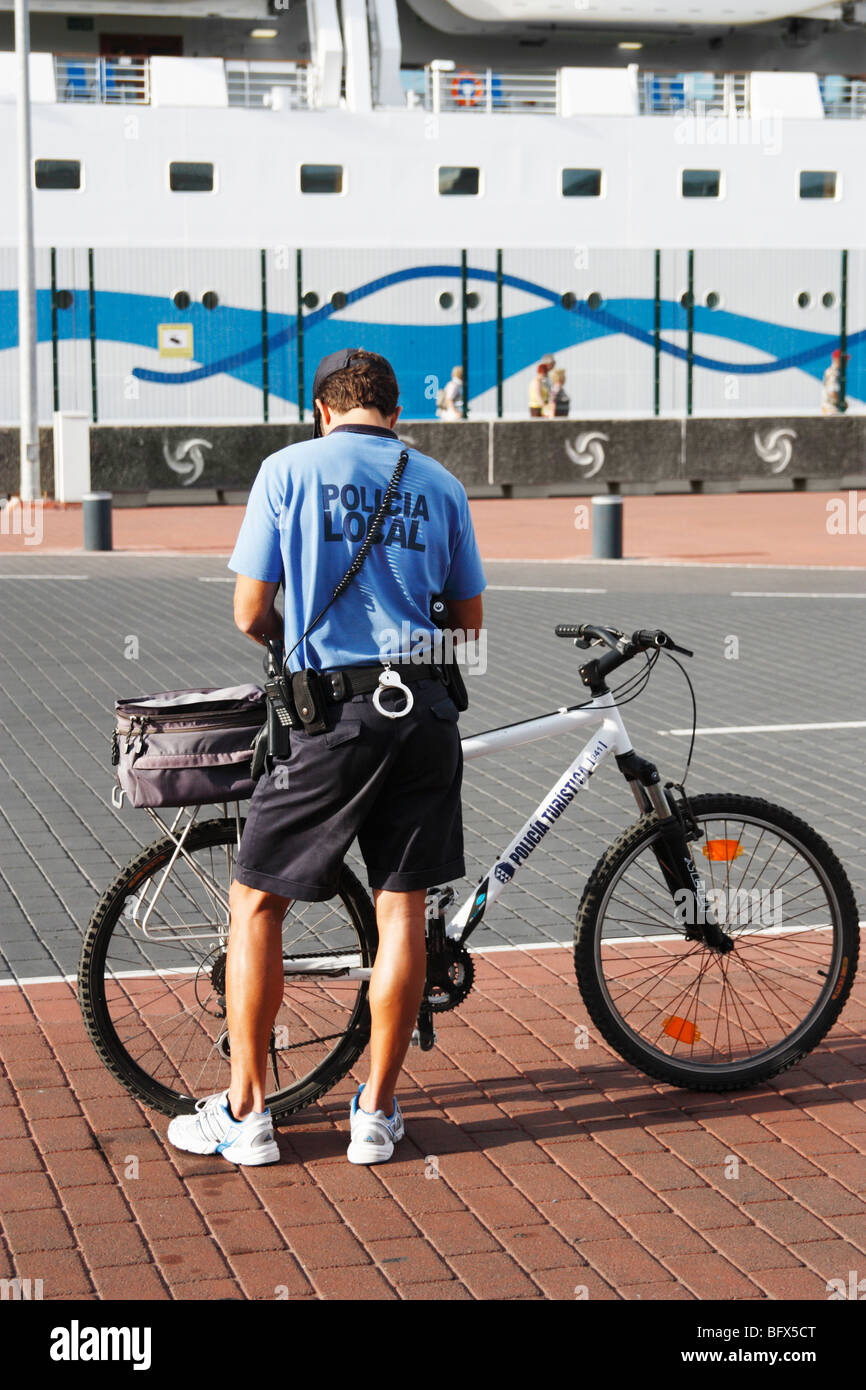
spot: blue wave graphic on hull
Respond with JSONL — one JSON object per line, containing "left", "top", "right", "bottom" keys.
{"left": 0, "top": 263, "right": 861, "bottom": 412}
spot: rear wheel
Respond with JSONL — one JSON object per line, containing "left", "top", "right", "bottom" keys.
{"left": 575, "top": 794, "right": 859, "bottom": 1090}
{"left": 78, "top": 818, "right": 378, "bottom": 1119}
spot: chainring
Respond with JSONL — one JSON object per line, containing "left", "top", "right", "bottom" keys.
{"left": 427, "top": 942, "right": 475, "bottom": 1012}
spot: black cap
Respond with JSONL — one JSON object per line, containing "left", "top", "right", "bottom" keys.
{"left": 311, "top": 348, "right": 361, "bottom": 438}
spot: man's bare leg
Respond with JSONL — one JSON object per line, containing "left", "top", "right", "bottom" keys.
{"left": 225, "top": 880, "right": 291, "bottom": 1119}
{"left": 360, "top": 888, "right": 427, "bottom": 1115}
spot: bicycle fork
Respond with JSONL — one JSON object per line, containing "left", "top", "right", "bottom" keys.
{"left": 618, "top": 752, "right": 734, "bottom": 955}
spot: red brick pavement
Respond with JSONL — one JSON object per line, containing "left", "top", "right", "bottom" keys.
{"left": 2, "top": 492, "right": 865, "bottom": 566}
{"left": 1, "top": 942, "right": 865, "bottom": 1302}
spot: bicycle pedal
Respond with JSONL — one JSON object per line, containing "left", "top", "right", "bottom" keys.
{"left": 409, "top": 1027, "right": 421, "bottom": 1047}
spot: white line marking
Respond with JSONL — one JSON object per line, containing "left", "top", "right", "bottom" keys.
{"left": 0, "top": 574, "right": 90, "bottom": 581}
{"left": 659, "top": 720, "right": 866, "bottom": 737}
{"left": 731, "top": 591, "right": 866, "bottom": 599}
{"left": 486, "top": 586, "right": 606, "bottom": 594}
{"left": 6, "top": 921, "right": 861, "bottom": 989}
{"left": 198, "top": 576, "right": 234, "bottom": 583}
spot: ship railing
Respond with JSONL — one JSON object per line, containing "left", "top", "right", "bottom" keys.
{"left": 225, "top": 60, "right": 314, "bottom": 110}
{"left": 54, "top": 54, "right": 151, "bottom": 104}
{"left": 638, "top": 70, "right": 750, "bottom": 116}
{"left": 423, "top": 65, "right": 559, "bottom": 115}
{"left": 819, "top": 74, "right": 866, "bottom": 117}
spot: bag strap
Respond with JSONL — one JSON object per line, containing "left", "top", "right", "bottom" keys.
{"left": 283, "top": 447, "right": 410, "bottom": 668}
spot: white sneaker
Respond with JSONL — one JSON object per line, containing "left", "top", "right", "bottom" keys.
{"left": 167, "top": 1090, "right": 280, "bottom": 1166}
{"left": 347, "top": 1086, "right": 405, "bottom": 1165}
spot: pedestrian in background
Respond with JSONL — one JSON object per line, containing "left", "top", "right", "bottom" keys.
{"left": 822, "top": 348, "right": 850, "bottom": 415}
{"left": 528, "top": 354, "right": 555, "bottom": 416}
{"left": 544, "top": 367, "right": 570, "bottom": 418}
{"left": 437, "top": 365, "right": 464, "bottom": 419}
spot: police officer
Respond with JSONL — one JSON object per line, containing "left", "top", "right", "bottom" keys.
{"left": 167, "top": 349, "right": 486, "bottom": 1166}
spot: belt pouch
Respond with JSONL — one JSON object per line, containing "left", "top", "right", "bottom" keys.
{"left": 292, "top": 669, "right": 329, "bottom": 734}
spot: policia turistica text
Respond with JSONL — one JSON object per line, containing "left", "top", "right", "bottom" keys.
{"left": 167, "top": 350, "right": 486, "bottom": 1167}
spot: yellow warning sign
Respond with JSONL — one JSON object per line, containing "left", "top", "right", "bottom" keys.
{"left": 158, "top": 324, "right": 194, "bottom": 358}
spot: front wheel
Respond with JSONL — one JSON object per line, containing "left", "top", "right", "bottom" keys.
{"left": 575, "top": 794, "right": 860, "bottom": 1091}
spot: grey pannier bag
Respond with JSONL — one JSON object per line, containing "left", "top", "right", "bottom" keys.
{"left": 111, "top": 685, "right": 266, "bottom": 808}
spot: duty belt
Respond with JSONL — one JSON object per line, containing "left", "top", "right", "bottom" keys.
{"left": 269, "top": 662, "right": 443, "bottom": 734}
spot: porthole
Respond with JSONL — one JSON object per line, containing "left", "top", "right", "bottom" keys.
{"left": 302, "top": 291, "right": 319, "bottom": 310}
{"left": 53, "top": 289, "right": 74, "bottom": 310}
{"left": 705, "top": 291, "right": 720, "bottom": 309}
{"left": 822, "top": 291, "right": 836, "bottom": 309}
{"left": 680, "top": 291, "right": 694, "bottom": 310}
{"left": 586, "top": 292, "right": 604, "bottom": 310}
{"left": 796, "top": 291, "right": 811, "bottom": 309}
{"left": 438, "top": 291, "right": 454, "bottom": 310}
{"left": 464, "top": 291, "right": 480, "bottom": 310}
{"left": 201, "top": 291, "right": 219, "bottom": 311}
{"left": 330, "top": 291, "right": 348, "bottom": 310}
{"left": 561, "top": 292, "right": 577, "bottom": 310}
{"left": 173, "top": 290, "right": 191, "bottom": 310}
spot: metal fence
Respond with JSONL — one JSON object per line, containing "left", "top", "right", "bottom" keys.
{"left": 819, "top": 75, "right": 866, "bottom": 118}
{"left": 54, "top": 55, "right": 150, "bottom": 104}
{"left": 424, "top": 66, "right": 559, "bottom": 115}
{"left": 638, "top": 71, "right": 750, "bottom": 116}
{"left": 225, "top": 61, "right": 313, "bottom": 110}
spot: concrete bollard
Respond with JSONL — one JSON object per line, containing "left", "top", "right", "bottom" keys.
{"left": 82, "top": 492, "right": 113, "bottom": 551}
{"left": 591, "top": 495, "right": 623, "bottom": 560}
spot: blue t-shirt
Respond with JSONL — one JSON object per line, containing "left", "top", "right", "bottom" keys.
{"left": 228, "top": 425, "right": 487, "bottom": 672}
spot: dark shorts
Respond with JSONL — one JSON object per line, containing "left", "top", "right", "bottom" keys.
{"left": 234, "top": 678, "right": 464, "bottom": 902}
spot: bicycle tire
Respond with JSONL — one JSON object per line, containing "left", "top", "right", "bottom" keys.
{"left": 78, "top": 818, "right": 379, "bottom": 1119}
{"left": 574, "top": 793, "right": 860, "bottom": 1091}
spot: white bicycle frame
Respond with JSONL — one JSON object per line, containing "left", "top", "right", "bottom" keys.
{"left": 284, "top": 688, "right": 662, "bottom": 983}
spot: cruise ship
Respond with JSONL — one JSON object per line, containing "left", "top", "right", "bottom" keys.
{"left": 0, "top": 0, "right": 864, "bottom": 428}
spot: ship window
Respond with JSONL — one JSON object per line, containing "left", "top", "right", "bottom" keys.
{"left": 681, "top": 169, "right": 721, "bottom": 198}
{"left": 169, "top": 162, "right": 214, "bottom": 192}
{"left": 562, "top": 168, "right": 602, "bottom": 197}
{"left": 300, "top": 164, "right": 343, "bottom": 194}
{"left": 822, "top": 291, "right": 836, "bottom": 308}
{"left": 202, "top": 291, "right": 219, "bottom": 310}
{"left": 799, "top": 170, "right": 836, "bottom": 199}
{"left": 705, "top": 291, "right": 720, "bottom": 309}
{"left": 561, "top": 292, "right": 577, "bottom": 309}
{"left": 586, "top": 292, "right": 604, "bottom": 310}
{"left": 438, "top": 291, "right": 454, "bottom": 310}
{"left": 35, "top": 159, "right": 81, "bottom": 190}
{"left": 54, "top": 290, "right": 74, "bottom": 309}
{"left": 796, "top": 291, "right": 811, "bottom": 309}
{"left": 173, "top": 290, "right": 191, "bottom": 309}
{"left": 330, "top": 291, "right": 348, "bottom": 310}
{"left": 438, "top": 166, "right": 480, "bottom": 196}
{"left": 302, "top": 291, "right": 319, "bottom": 309}
{"left": 464, "top": 291, "right": 480, "bottom": 310}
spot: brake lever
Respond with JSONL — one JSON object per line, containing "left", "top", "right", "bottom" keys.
{"left": 668, "top": 641, "right": 694, "bottom": 658}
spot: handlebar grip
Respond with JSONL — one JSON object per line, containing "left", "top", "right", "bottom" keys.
{"left": 554, "top": 624, "right": 585, "bottom": 639}
{"left": 632, "top": 629, "right": 669, "bottom": 649}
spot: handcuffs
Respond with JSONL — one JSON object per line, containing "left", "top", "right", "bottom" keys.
{"left": 372, "top": 664, "right": 414, "bottom": 720}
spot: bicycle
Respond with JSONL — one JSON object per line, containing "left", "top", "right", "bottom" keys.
{"left": 78, "top": 622, "right": 861, "bottom": 1118}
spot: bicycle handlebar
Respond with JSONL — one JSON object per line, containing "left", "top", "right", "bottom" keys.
{"left": 554, "top": 623, "right": 694, "bottom": 674}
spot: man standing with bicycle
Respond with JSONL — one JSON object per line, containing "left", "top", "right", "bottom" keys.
{"left": 167, "top": 349, "right": 485, "bottom": 1166}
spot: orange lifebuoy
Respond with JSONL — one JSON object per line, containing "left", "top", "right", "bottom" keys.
{"left": 452, "top": 70, "right": 484, "bottom": 107}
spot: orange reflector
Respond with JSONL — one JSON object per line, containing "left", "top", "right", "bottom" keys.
{"left": 702, "top": 838, "right": 743, "bottom": 862}
{"left": 663, "top": 1015, "right": 701, "bottom": 1045}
